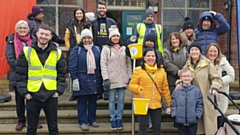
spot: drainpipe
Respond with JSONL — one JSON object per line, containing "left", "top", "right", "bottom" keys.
{"left": 237, "top": 1, "right": 240, "bottom": 88}
{"left": 227, "top": 0, "right": 232, "bottom": 62}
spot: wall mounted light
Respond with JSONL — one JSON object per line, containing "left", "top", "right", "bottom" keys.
{"left": 148, "top": 2, "right": 158, "bottom": 12}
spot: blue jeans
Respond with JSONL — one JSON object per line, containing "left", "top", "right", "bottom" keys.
{"left": 108, "top": 88, "right": 125, "bottom": 121}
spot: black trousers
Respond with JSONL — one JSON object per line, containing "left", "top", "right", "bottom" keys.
{"left": 26, "top": 97, "right": 58, "bottom": 135}
{"left": 139, "top": 108, "right": 162, "bottom": 135}
{"left": 177, "top": 124, "right": 197, "bottom": 135}
{"left": 14, "top": 86, "right": 26, "bottom": 123}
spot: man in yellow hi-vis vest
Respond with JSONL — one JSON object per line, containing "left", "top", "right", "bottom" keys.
{"left": 129, "top": 8, "right": 163, "bottom": 55}
{"left": 16, "top": 25, "right": 66, "bottom": 135}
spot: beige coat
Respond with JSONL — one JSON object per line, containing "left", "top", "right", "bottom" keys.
{"left": 101, "top": 45, "right": 132, "bottom": 89}
{"left": 215, "top": 56, "right": 235, "bottom": 115}
{"left": 180, "top": 31, "right": 196, "bottom": 46}
{"left": 185, "top": 56, "right": 222, "bottom": 135}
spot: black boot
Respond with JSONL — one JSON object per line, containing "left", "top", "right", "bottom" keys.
{"left": 69, "top": 96, "right": 78, "bottom": 101}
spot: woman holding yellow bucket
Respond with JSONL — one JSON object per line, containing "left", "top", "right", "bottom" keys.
{"left": 129, "top": 48, "right": 172, "bottom": 135}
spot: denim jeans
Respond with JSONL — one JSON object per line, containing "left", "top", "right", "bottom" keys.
{"left": 108, "top": 88, "right": 125, "bottom": 121}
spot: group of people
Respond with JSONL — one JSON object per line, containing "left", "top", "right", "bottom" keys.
{"left": 5, "top": 1, "right": 235, "bottom": 135}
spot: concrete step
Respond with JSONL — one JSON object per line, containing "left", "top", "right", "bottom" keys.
{"left": 0, "top": 122, "right": 178, "bottom": 135}
{"left": 0, "top": 109, "right": 174, "bottom": 124}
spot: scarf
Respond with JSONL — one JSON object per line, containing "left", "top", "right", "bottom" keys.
{"left": 84, "top": 43, "right": 96, "bottom": 74}
{"left": 144, "top": 63, "right": 157, "bottom": 76}
{"left": 14, "top": 33, "right": 32, "bottom": 58}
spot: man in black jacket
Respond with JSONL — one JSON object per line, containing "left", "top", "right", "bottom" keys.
{"left": 27, "top": 6, "right": 65, "bottom": 44}
{"left": 16, "top": 25, "right": 66, "bottom": 135}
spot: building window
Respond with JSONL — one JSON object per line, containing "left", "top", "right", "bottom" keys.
{"left": 162, "top": 0, "right": 211, "bottom": 47}
{"left": 106, "top": 0, "right": 145, "bottom": 8}
{"left": 36, "top": 0, "right": 83, "bottom": 47}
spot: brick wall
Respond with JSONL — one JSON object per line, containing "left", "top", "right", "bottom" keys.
{"left": 0, "top": 73, "right": 10, "bottom": 94}
{"left": 213, "top": 0, "right": 238, "bottom": 79}
{"left": 84, "top": 0, "right": 97, "bottom": 14}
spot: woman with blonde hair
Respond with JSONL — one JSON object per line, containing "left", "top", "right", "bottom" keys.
{"left": 205, "top": 43, "right": 235, "bottom": 128}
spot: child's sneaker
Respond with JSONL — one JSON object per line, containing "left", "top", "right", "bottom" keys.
{"left": 116, "top": 119, "right": 123, "bottom": 130}
{"left": 110, "top": 121, "right": 117, "bottom": 130}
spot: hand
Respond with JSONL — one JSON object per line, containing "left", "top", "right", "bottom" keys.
{"left": 177, "top": 70, "right": 181, "bottom": 77}
{"left": 209, "top": 89, "right": 218, "bottom": 96}
{"left": 103, "top": 79, "right": 110, "bottom": 90}
{"left": 175, "top": 83, "right": 182, "bottom": 90}
{"left": 130, "top": 35, "right": 137, "bottom": 42}
{"left": 165, "top": 107, "right": 171, "bottom": 115}
{"left": 72, "top": 79, "right": 80, "bottom": 91}
{"left": 25, "top": 94, "right": 32, "bottom": 100}
{"left": 209, "top": 11, "right": 217, "bottom": 16}
{"left": 52, "top": 92, "right": 59, "bottom": 98}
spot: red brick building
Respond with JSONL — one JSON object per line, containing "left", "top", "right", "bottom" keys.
{"left": 0, "top": 0, "right": 238, "bottom": 92}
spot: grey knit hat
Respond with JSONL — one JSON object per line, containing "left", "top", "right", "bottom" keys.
{"left": 144, "top": 8, "right": 154, "bottom": 18}
{"left": 81, "top": 29, "right": 93, "bottom": 40}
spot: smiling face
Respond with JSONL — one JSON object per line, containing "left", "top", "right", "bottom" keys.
{"left": 202, "top": 20, "right": 211, "bottom": 30}
{"left": 144, "top": 50, "right": 156, "bottom": 67}
{"left": 16, "top": 23, "right": 29, "bottom": 37}
{"left": 180, "top": 70, "right": 193, "bottom": 85}
{"left": 145, "top": 40, "right": 154, "bottom": 47}
{"left": 171, "top": 35, "right": 180, "bottom": 48}
{"left": 184, "top": 28, "right": 194, "bottom": 37}
{"left": 145, "top": 15, "right": 154, "bottom": 24}
{"left": 97, "top": 4, "right": 107, "bottom": 17}
{"left": 82, "top": 36, "right": 93, "bottom": 45}
{"left": 111, "top": 35, "right": 120, "bottom": 44}
{"left": 36, "top": 28, "right": 52, "bottom": 46}
{"left": 75, "top": 10, "right": 83, "bottom": 21}
{"left": 189, "top": 47, "right": 201, "bottom": 61}
{"left": 206, "top": 45, "right": 219, "bottom": 61}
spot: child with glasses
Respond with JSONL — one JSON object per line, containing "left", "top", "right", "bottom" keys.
{"left": 171, "top": 68, "right": 203, "bottom": 135}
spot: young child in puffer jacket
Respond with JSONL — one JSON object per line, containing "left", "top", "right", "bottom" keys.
{"left": 171, "top": 68, "right": 203, "bottom": 135}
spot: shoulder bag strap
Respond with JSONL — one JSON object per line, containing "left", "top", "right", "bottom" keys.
{"left": 145, "top": 71, "right": 162, "bottom": 96}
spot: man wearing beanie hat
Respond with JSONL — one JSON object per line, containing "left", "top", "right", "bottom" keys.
{"left": 195, "top": 10, "right": 230, "bottom": 55}
{"left": 181, "top": 17, "right": 196, "bottom": 46}
{"left": 129, "top": 8, "right": 164, "bottom": 55}
{"left": 27, "top": 6, "right": 65, "bottom": 44}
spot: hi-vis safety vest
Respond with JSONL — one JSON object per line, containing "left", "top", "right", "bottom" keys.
{"left": 137, "top": 23, "right": 163, "bottom": 55}
{"left": 23, "top": 47, "right": 62, "bottom": 92}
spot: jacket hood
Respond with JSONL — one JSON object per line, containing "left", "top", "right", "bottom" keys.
{"left": 181, "top": 84, "right": 195, "bottom": 91}
{"left": 197, "top": 11, "right": 215, "bottom": 30}
{"left": 27, "top": 13, "right": 34, "bottom": 20}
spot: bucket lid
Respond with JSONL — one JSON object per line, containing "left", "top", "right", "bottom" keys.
{"left": 228, "top": 114, "right": 240, "bottom": 125}
{"left": 133, "top": 98, "right": 150, "bottom": 101}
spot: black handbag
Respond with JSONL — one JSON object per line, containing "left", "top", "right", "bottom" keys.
{"left": 145, "top": 71, "right": 167, "bottom": 109}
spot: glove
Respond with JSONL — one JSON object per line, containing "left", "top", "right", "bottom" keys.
{"left": 103, "top": 79, "right": 110, "bottom": 90}
{"left": 165, "top": 107, "right": 171, "bottom": 115}
{"left": 72, "top": 79, "right": 80, "bottom": 91}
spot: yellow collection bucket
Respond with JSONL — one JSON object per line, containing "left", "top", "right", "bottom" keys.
{"left": 127, "top": 43, "right": 143, "bottom": 59}
{"left": 133, "top": 98, "right": 150, "bottom": 115}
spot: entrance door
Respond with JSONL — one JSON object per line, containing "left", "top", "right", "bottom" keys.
{"left": 122, "top": 11, "right": 144, "bottom": 40}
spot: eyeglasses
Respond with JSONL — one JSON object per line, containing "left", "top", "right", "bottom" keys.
{"left": 181, "top": 75, "right": 192, "bottom": 78}
{"left": 18, "top": 27, "right": 28, "bottom": 30}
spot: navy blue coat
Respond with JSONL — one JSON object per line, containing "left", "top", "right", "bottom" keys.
{"left": 171, "top": 84, "right": 203, "bottom": 126}
{"left": 195, "top": 12, "right": 230, "bottom": 55}
{"left": 68, "top": 44, "right": 103, "bottom": 96}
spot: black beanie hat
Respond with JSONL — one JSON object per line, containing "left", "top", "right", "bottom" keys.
{"left": 32, "top": 6, "right": 44, "bottom": 17}
{"left": 145, "top": 8, "right": 154, "bottom": 18}
{"left": 188, "top": 40, "right": 202, "bottom": 53}
{"left": 183, "top": 17, "right": 194, "bottom": 31}
{"left": 145, "top": 30, "right": 156, "bottom": 43}
{"left": 202, "top": 16, "right": 213, "bottom": 22}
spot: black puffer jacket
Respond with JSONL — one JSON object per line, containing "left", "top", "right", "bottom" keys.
{"left": 16, "top": 40, "right": 66, "bottom": 102}
{"left": 5, "top": 34, "right": 35, "bottom": 87}
{"left": 27, "top": 13, "right": 65, "bottom": 44}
